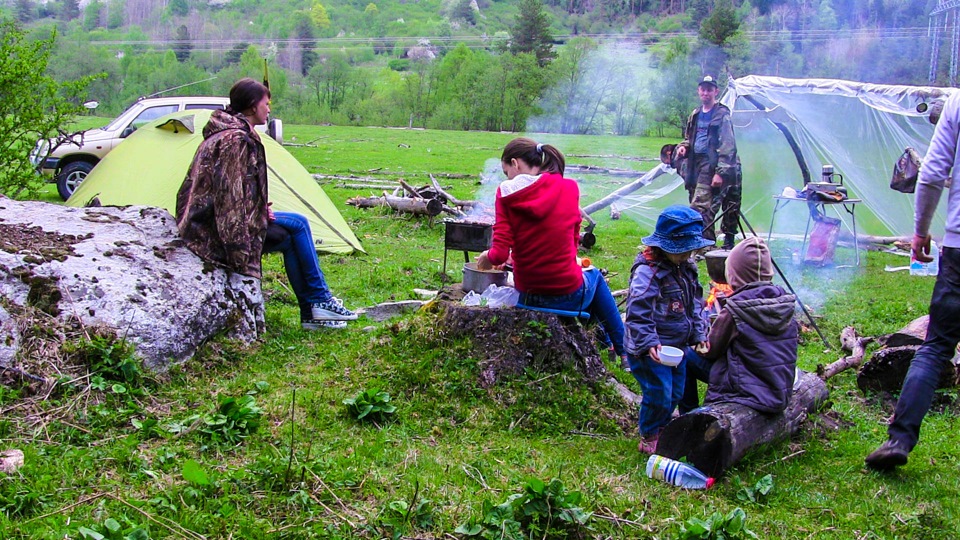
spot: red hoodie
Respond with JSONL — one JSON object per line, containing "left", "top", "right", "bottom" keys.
{"left": 487, "top": 172, "right": 583, "bottom": 295}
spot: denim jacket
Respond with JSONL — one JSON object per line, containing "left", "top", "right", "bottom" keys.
{"left": 624, "top": 255, "right": 706, "bottom": 356}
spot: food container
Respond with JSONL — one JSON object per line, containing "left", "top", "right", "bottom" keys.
{"left": 659, "top": 346, "right": 684, "bottom": 367}
{"left": 462, "top": 262, "right": 508, "bottom": 293}
{"left": 704, "top": 249, "right": 730, "bottom": 284}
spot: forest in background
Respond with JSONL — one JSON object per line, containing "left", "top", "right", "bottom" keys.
{"left": 0, "top": 0, "right": 940, "bottom": 136}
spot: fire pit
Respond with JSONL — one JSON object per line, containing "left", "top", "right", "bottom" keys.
{"left": 443, "top": 218, "right": 494, "bottom": 273}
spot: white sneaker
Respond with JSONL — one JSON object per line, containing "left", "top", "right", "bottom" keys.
{"left": 310, "top": 298, "right": 358, "bottom": 321}
{"left": 301, "top": 319, "right": 348, "bottom": 330}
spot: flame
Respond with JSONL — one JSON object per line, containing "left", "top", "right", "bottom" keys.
{"left": 705, "top": 282, "right": 733, "bottom": 312}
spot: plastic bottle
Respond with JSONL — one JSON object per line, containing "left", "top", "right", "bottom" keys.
{"left": 910, "top": 240, "right": 939, "bottom": 276}
{"left": 645, "top": 455, "right": 714, "bottom": 490}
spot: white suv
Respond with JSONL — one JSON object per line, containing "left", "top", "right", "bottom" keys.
{"left": 31, "top": 96, "right": 259, "bottom": 200}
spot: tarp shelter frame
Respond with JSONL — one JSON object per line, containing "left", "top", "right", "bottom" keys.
{"left": 719, "top": 75, "right": 957, "bottom": 237}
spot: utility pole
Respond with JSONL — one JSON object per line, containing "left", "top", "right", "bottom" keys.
{"left": 930, "top": 0, "right": 960, "bottom": 85}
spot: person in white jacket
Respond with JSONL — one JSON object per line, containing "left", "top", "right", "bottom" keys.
{"left": 866, "top": 90, "right": 960, "bottom": 470}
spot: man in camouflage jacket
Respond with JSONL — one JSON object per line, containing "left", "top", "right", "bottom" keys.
{"left": 677, "top": 75, "right": 742, "bottom": 250}
{"left": 176, "top": 109, "right": 270, "bottom": 278}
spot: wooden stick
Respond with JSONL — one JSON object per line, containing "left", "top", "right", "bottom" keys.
{"left": 818, "top": 326, "right": 873, "bottom": 380}
{"left": 398, "top": 179, "right": 423, "bottom": 198}
{"left": 23, "top": 492, "right": 107, "bottom": 523}
{"left": 430, "top": 174, "right": 477, "bottom": 208}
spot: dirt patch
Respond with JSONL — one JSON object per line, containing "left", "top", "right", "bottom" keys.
{"left": 0, "top": 223, "right": 91, "bottom": 263}
{"left": 436, "top": 298, "right": 607, "bottom": 388}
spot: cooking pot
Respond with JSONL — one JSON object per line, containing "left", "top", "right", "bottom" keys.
{"left": 462, "top": 262, "right": 508, "bottom": 293}
{"left": 704, "top": 249, "right": 730, "bottom": 284}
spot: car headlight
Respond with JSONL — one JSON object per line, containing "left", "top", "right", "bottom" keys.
{"left": 29, "top": 139, "right": 50, "bottom": 167}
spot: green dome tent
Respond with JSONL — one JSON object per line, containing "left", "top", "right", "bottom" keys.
{"left": 67, "top": 109, "right": 363, "bottom": 254}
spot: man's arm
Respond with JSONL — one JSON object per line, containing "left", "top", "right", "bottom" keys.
{"left": 914, "top": 93, "right": 960, "bottom": 259}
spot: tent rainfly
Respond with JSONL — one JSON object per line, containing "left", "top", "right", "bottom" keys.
{"left": 67, "top": 109, "right": 363, "bottom": 254}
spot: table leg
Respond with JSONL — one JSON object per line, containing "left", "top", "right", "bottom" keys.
{"left": 800, "top": 209, "right": 813, "bottom": 262}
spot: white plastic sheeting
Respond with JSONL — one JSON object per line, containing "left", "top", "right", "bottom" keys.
{"left": 615, "top": 75, "right": 956, "bottom": 236}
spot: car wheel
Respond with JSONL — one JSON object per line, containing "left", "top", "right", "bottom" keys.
{"left": 57, "top": 161, "right": 94, "bottom": 200}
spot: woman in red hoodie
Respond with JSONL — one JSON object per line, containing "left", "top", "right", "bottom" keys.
{"left": 476, "top": 137, "right": 625, "bottom": 359}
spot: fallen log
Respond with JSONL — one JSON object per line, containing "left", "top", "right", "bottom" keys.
{"left": 656, "top": 370, "right": 829, "bottom": 478}
{"left": 581, "top": 163, "right": 673, "bottom": 215}
{"left": 818, "top": 326, "right": 873, "bottom": 380}
{"left": 430, "top": 174, "right": 477, "bottom": 208}
{"left": 345, "top": 194, "right": 443, "bottom": 216}
{"left": 856, "top": 345, "right": 960, "bottom": 394}
{"left": 877, "top": 315, "right": 928, "bottom": 348}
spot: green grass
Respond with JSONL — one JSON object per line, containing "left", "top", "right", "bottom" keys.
{"left": 3, "top": 125, "right": 958, "bottom": 539}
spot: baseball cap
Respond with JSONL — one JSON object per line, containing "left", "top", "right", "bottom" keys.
{"left": 699, "top": 75, "right": 719, "bottom": 88}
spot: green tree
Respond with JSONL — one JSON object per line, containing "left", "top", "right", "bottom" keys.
{"left": 0, "top": 21, "right": 95, "bottom": 197}
{"left": 296, "top": 16, "right": 317, "bottom": 76}
{"left": 106, "top": 0, "right": 123, "bottom": 29}
{"left": 509, "top": 0, "right": 556, "bottom": 66}
{"left": 699, "top": 0, "right": 740, "bottom": 47}
{"left": 174, "top": 25, "right": 192, "bottom": 62}
{"left": 310, "top": 1, "right": 331, "bottom": 31}
{"left": 82, "top": 0, "right": 102, "bottom": 30}
{"left": 15, "top": 0, "right": 35, "bottom": 23}
{"left": 169, "top": 0, "right": 189, "bottom": 17}
{"left": 648, "top": 36, "right": 699, "bottom": 137}
{"left": 59, "top": 0, "right": 80, "bottom": 20}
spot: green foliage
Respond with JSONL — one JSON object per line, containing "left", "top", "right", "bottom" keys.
{"left": 343, "top": 388, "right": 397, "bottom": 422}
{"left": 198, "top": 395, "right": 263, "bottom": 444}
{"left": 509, "top": 0, "right": 555, "bottom": 66}
{"left": 0, "top": 476, "right": 49, "bottom": 518}
{"left": 0, "top": 21, "right": 95, "bottom": 198}
{"left": 456, "top": 478, "right": 591, "bottom": 539}
{"left": 678, "top": 508, "right": 758, "bottom": 540}
{"left": 735, "top": 474, "right": 774, "bottom": 506}
{"left": 78, "top": 518, "right": 150, "bottom": 540}
{"left": 378, "top": 485, "right": 434, "bottom": 539}
{"left": 65, "top": 332, "right": 142, "bottom": 387}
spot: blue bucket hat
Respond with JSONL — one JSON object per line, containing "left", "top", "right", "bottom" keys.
{"left": 642, "top": 205, "right": 715, "bottom": 254}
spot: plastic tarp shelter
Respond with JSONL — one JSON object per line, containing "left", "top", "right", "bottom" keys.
{"left": 67, "top": 109, "right": 363, "bottom": 254}
{"left": 617, "top": 75, "right": 956, "bottom": 237}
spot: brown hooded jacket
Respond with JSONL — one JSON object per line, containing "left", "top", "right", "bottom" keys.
{"left": 176, "top": 109, "right": 269, "bottom": 278}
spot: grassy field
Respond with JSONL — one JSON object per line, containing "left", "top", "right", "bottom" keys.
{"left": 5, "top": 123, "right": 958, "bottom": 539}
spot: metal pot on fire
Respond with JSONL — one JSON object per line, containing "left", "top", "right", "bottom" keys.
{"left": 462, "top": 262, "right": 508, "bottom": 293}
{"left": 704, "top": 249, "right": 730, "bottom": 284}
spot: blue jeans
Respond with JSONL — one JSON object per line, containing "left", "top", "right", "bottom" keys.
{"left": 518, "top": 268, "right": 625, "bottom": 356}
{"left": 628, "top": 346, "right": 698, "bottom": 437}
{"left": 888, "top": 246, "right": 960, "bottom": 451}
{"left": 263, "top": 211, "right": 333, "bottom": 320}
{"left": 679, "top": 349, "right": 712, "bottom": 414}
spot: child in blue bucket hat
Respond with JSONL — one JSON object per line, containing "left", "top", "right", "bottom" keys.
{"left": 625, "top": 205, "right": 714, "bottom": 454}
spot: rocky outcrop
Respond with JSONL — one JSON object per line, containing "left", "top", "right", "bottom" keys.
{"left": 0, "top": 197, "right": 264, "bottom": 372}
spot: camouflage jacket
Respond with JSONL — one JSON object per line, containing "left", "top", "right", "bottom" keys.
{"left": 680, "top": 102, "right": 740, "bottom": 185}
{"left": 176, "top": 109, "right": 269, "bottom": 278}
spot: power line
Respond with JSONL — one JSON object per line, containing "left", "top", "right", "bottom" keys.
{"left": 84, "top": 27, "right": 936, "bottom": 51}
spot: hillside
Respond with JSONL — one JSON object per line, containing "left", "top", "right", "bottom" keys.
{"left": 4, "top": 0, "right": 940, "bottom": 136}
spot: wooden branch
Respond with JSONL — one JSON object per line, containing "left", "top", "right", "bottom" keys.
{"left": 398, "top": 178, "right": 423, "bottom": 198}
{"left": 345, "top": 194, "right": 442, "bottom": 216}
{"left": 336, "top": 183, "right": 397, "bottom": 190}
{"left": 430, "top": 174, "right": 477, "bottom": 208}
{"left": 818, "top": 326, "right": 874, "bottom": 380}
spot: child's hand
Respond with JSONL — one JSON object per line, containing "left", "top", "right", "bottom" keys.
{"left": 648, "top": 346, "right": 661, "bottom": 363}
{"left": 695, "top": 341, "right": 710, "bottom": 355}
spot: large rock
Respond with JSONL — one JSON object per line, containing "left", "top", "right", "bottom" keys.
{"left": 0, "top": 197, "right": 263, "bottom": 371}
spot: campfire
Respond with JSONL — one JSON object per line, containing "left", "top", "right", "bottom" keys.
{"left": 705, "top": 282, "right": 733, "bottom": 318}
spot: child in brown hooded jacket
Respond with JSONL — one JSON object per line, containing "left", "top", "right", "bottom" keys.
{"left": 683, "top": 237, "right": 799, "bottom": 414}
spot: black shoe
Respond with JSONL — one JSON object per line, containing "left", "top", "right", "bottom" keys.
{"left": 865, "top": 439, "right": 909, "bottom": 470}
{"left": 722, "top": 234, "right": 735, "bottom": 251}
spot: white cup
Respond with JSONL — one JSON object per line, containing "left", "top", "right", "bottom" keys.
{"left": 659, "top": 346, "right": 684, "bottom": 367}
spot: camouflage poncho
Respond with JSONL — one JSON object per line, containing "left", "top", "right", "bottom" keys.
{"left": 176, "top": 109, "right": 269, "bottom": 278}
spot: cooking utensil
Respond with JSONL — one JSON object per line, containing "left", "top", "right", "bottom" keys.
{"left": 704, "top": 249, "right": 730, "bottom": 284}
{"left": 462, "top": 262, "right": 507, "bottom": 293}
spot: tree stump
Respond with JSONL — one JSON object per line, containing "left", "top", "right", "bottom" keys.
{"left": 877, "top": 315, "right": 928, "bottom": 348}
{"left": 656, "top": 370, "right": 829, "bottom": 478}
{"left": 437, "top": 301, "right": 606, "bottom": 388}
{"left": 856, "top": 346, "right": 960, "bottom": 394}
